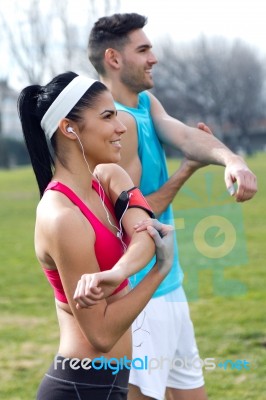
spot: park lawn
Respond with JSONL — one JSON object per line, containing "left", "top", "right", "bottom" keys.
{"left": 0, "top": 153, "right": 265, "bottom": 399}
{"left": 168, "top": 152, "right": 266, "bottom": 399}
{"left": 0, "top": 168, "right": 59, "bottom": 399}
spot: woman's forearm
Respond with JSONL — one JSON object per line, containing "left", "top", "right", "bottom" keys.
{"left": 79, "top": 263, "right": 164, "bottom": 353}
{"left": 112, "top": 230, "right": 155, "bottom": 280}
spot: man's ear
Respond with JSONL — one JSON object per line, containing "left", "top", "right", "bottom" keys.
{"left": 104, "top": 48, "right": 121, "bottom": 69}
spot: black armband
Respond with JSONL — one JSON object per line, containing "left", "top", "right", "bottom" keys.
{"left": 114, "top": 187, "right": 155, "bottom": 222}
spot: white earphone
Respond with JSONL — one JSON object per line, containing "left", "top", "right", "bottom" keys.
{"left": 67, "top": 126, "right": 75, "bottom": 134}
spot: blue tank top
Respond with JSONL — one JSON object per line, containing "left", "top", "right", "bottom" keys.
{"left": 115, "top": 91, "right": 184, "bottom": 297}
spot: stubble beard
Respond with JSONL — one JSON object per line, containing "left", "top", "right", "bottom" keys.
{"left": 120, "top": 67, "right": 154, "bottom": 94}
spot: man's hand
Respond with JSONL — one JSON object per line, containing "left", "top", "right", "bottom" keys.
{"left": 224, "top": 156, "right": 257, "bottom": 202}
{"left": 197, "top": 122, "right": 212, "bottom": 134}
{"left": 196, "top": 123, "right": 257, "bottom": 202}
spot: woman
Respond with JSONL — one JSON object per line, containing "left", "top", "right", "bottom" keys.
{"left": 18, "top": 71, "right": 174, "bottom": 399}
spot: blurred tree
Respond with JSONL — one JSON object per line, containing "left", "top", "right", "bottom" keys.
{"left": 153, "top": 36, "right": 265, "bottom": 153}
{"left": 0, "top": 138, "right": 30, "bottom": 168}
{"left": 0, "top": 80, "right": 9, "bottom": 167}
{"left": 0, "top": 81, "right": 5, "bottom": 137}
{"left": 1, "top": 3, "right": 265, "bottom": 159}
{"left": 0, "top": 0, "right": 121, "bottom": 166}
{"left": 0, "top": 0, "right": 121, "bottom": 85}
{"left": 1, "top": 0, "right": 53, "bottom": 84}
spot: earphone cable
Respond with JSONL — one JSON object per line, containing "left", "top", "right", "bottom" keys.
{"left": 75, "top": 133, "right": 127, "bottom": 252}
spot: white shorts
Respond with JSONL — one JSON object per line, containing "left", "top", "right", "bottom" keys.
{"left": 129, "top": 286, "right": 204, "bottom": 400}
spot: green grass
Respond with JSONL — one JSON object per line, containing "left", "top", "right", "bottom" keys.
{"left": 168, "top": 153, "right": 266, "bottom": 399}
{"left": 0, "top": 154, "right": 266, "bottom": 399}
{"left": 0, "top": 168, "right": 58, "bottom": 399}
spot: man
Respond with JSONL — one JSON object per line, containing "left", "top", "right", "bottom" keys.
{"left": 88, "top": 13, "right": 257, "bottom": 400}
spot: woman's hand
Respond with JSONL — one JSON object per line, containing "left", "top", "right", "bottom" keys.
{"left": 134, "top": 219, "right": 174, "bottom": 277}
{"left": 73, "top": 268, "right": 124, "bottom": 309}
{"left": 74, "top": 219, "right": 174, "bottom": 309}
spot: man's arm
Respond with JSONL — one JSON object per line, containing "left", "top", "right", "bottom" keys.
{"left": 145, "top": 160, "right": 199, "bottom": 216}
{"left": 149, "top": 92, "right": 257, "bottom": 202}
{"left": 117, "top": 111, "right": 206, "bottom": 216}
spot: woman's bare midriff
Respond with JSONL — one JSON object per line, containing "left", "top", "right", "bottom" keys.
{"left": 55, "top": 286, "right": 132, "bottom": 361}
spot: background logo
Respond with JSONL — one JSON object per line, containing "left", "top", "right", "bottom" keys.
{"left": 173, "top": 172, "right": 248, "bottom": 300}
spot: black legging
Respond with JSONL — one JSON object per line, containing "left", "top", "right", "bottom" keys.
{"left": 37, "top": 355, "right": 129, "bottom": 400}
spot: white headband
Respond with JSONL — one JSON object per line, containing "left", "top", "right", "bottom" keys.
{"left": 40, "top": 75, "right": 97, "bottom": 140}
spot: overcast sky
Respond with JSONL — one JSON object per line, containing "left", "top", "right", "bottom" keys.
{"left": 2, "top": 0, "right": 265, "bottom": 47}
{"left": 1, "top": 0, "right": 265, "bottom": 88}
{"left": 118, "top": 0, "right": 265, "bottom": 51}
{"left": 69, "top": 0, "right": 265, "bottom": 50}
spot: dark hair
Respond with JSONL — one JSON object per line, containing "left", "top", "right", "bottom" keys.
{"left": 88, "top": 13, "right": 147, "bottom": 76}
{"left": 17, "top": 71, "right": 107, "bottom": 197}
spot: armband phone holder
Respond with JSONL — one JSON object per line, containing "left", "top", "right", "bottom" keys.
{"left": 114, "top": 187, "right": 155, "bottom": 222}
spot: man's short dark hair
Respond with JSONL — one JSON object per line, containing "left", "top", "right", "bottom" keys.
{"left": 88, "top": 13, "right": 147, "bottom": 76}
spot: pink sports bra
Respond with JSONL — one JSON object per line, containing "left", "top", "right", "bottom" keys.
{"left": 42, "top": 180, "right": 129, "bottom": 303}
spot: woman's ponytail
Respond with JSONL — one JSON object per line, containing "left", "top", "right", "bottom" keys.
{"left": 17, "top": 71, "right": 107, "bottom": 197}
{"left": 17, "top": 85, "right": 54, "bottom": 197}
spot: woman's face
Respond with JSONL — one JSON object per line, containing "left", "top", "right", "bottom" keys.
{"left": 78, "top": 90, "right": 126, "bottom": 166}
